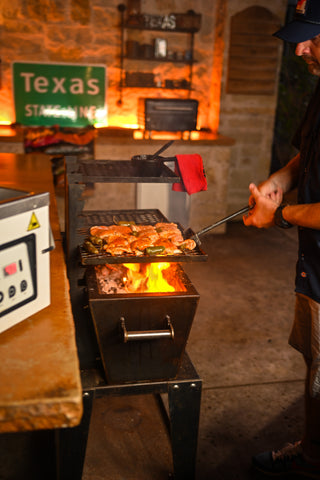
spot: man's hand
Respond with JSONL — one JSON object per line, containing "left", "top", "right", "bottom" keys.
{"left": 243, "top": 183, "right": 282, "bottom": 228}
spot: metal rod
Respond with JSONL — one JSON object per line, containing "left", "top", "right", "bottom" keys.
{"left": 151, "top": 140, "right": 175, "bottom": 159}
{"left": 117, "top": 4, "right": 126, "bottom": 106}
{"left": 188, "top": 32, "right": 194, "bottom": 99}
{"left": 192, "top": 205, "right": 251, "bottom": 240}
{"left": 121, "top": 316, "right": 174, "bottom": 342}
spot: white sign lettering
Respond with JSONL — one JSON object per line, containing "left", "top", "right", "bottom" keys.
{"left": 19, "top": 72, "right": 101, "bottom": 95}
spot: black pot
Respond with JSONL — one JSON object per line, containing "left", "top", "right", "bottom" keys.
{"left": 131, "top": 154, "right": 176, "bottom": 176}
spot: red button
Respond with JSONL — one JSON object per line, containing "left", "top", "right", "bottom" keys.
{"left": 4, "top": 263, "right": 17, "bottom": 276}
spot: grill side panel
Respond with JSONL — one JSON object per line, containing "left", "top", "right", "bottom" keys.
{"left": 88, "top": 294, "right": 199, "bottom": 383}
{"left": 86, "top": 267, "right": 200, "bottom": 384}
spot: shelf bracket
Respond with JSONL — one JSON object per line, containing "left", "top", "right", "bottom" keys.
{"left": 117, "top": 3, "right": 126, "bottom": 106}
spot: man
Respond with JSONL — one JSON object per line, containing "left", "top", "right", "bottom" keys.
{"left": 243, "top": 0, "right": 320, "bottom": 476}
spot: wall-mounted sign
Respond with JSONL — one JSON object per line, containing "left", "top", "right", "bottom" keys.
{"left": 12, "top": 61, "right": 107, "bottom": 127}
{"left": 143, "top": 14, "right": 176, "bottom": 30}
{"left": 126, "top": 12, "right": 201, "bottom": 32}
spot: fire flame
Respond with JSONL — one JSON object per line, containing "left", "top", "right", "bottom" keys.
{"left": 123, "top": 262, "right": 185, "bottom": 293}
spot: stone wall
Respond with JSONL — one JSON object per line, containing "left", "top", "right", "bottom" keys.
{"left": 0, "top": 0, "right": 288, "bottom": 215}
{"left": 218, "top": 0, "right": 288, "bottom": 212}
{"left": 0, "top": 0, "right": 217, "bottom": 128}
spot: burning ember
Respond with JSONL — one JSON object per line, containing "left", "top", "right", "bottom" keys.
{"left": 95, "top": 262, "right": 187, "bottom": 294}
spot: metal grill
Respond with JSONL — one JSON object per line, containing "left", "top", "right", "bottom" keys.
{"left": 79, "top": 209, "right": 208, "bottom": 265}
{"left": 86, "top": 263, "right": 200, "bottom": 383}
{"left": 67, "top": 159, "right": 180, "bottom": 183}
{"left": 81, "top": 209, "right": 165, "bottom": 227}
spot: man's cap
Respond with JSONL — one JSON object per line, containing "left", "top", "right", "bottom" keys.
{"left": 274, "top": 0, "right": 320, "bottom": 43}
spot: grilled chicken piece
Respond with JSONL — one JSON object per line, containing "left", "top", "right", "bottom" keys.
{"left": 178, "top": 239, "right": 197, "bottom": 251}
{"left": 131, "top": 237, "right": 154, "bottom": 254}
{"left": 130, "top": 225, "right": 155, "bottom": 233}
{"left": 90, "top": 225, "right": 131, "bottom": 239}
{"left": 136, "top": 231, "right": 159, "bottom": 243}
{"left": 153, "top": 239, "right": 180, "bottom": 255}
{"left": 158, "top": 230, "right": 184, "bottom": 245}
{"left": 90, "top": 225, "right": 109, "bottom": 237}
{"left": 103, "top": 237, "right": 132, "bottom": 255}
{"left": 155, "top": 222, "right": 178, "bottom": 230}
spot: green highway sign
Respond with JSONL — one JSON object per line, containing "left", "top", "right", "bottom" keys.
{"left": 12, "top": 61, "right": 107, "bottom": 127}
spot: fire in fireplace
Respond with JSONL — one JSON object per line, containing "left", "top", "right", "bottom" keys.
{"left": 86, "top": 261, "right": 199, "bottom": 383}
{"left": 95, "top": 262, "right": 187, "bottom": 294}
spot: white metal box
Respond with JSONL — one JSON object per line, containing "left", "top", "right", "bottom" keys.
{"left": 0, "top": 188, "right": 53, "bottom": 333}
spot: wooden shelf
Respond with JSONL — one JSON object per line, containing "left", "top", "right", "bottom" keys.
{"left": 124, "top": 23, "right": 200, "bottom": 33}
{"left": 124, "top": 55, "right": 195, "bottom": 64}
{"left": 118, "top": 5, "right": 200, "bottom": 104}
{"left": 123, "top": 85, "right": 192, "bottom": 90}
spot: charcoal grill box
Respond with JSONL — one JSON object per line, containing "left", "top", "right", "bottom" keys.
{"left": 86, "top": 266, "right": 199, "bottom": 384}
{"left": 139, "top": 98, "right": 198, "bottom": 132}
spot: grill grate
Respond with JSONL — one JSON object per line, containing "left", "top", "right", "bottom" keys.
{"left": 81, "top": 209, "right": 165, "bottom": 226}
{"left": 79, "top": 209, "right": 207, "bottom": 264}
{"left": 68, "top": 159, "right": 180, "bottom": 183}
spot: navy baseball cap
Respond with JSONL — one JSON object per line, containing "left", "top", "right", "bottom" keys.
{"left": 274, "top": 0, "right": 320, "bottom": 43}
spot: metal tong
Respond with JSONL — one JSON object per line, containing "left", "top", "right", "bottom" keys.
{"left": 184, "top": 205, "right": 251, "bottom": 245}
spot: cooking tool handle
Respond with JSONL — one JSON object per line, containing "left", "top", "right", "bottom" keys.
{"left": 150, "top": 140, "right": 175, "bottom": 159}
{"left": 120, "top": 315, "right": 174, "bottom": 342}
{"left": 191, "top": 205, "right": 251, "bottom": 241}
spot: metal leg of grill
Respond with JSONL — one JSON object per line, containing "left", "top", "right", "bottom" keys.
{"left": 56, "top": 353, "right": 201, "bottom": 480}
{"left": 56, "top": 390, "right": 94, "bottom": 480}
{"left": 168, "top": 379, "right": 202, "bottom": 480}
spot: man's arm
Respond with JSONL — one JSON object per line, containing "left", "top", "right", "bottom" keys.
{"left": 244, "top": 152, "right": 320, "bottom": 230}
{"left": 259, "top": 153, "right": 301, "bottom": 197}
{"left": 243, "top": 153, "right": 301, "bottom": 228}
{"left": 272, "top": 153, "right": 320, "bottom": 229}
{"left": 282, "top": 203, "right": 320, "bottom": 229}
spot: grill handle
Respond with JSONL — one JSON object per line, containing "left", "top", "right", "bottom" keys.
{"left": 120, "top": 315, "right": 174, "bottom": 342}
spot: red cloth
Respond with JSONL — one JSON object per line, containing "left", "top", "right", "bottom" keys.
{"left": 172, "top": 154, "right": 207, "bottom": 195}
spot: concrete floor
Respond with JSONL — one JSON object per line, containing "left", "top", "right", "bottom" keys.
{"left": 82, "top": 222, "right": 306, "bottom": 480}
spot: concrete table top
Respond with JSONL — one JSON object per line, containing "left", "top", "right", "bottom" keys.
{"left": 0, "top": 153, "right": 82, "bottom": 432}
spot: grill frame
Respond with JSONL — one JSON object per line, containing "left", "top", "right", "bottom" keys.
{"left": 63, "top": 155, "right": 203, "bottom": 479}
{"left": 64, "top": 156, "right": 207, "bottom": 372}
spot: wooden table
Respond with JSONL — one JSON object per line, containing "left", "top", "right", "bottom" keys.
{"left": 0, "top": 153, "right": 82, "bottom": 432}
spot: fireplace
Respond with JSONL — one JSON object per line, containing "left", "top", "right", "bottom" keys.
{"left": 86, "top": 262, "right": 199, "bottom": 383}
